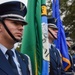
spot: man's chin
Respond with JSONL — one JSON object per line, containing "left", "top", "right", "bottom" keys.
{"left": 15, "top": 38, "right": 22, "bottom": 42}
{"left": 54, "top": 36, "right": 57, "bottom": 39}
{"left": 55, "top": 37, "right": 57, "bottom": 39}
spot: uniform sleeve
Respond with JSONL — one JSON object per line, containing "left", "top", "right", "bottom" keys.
{"left": 25, "top": 54, "right": 32, "bottom": 75}
{"left": 57, "top": 49, "right": 66, "bottom": 75}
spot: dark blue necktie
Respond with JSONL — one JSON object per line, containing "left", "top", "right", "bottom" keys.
{"left": 6, "top": 50, "right": 19, "bottom": 75}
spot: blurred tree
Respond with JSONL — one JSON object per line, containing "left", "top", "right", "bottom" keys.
{"left": 60, "top": 0, "right": 75, "bottom": 42}
{"left": 46, "top": 0, "right": 75, "bottom": 42}
{"left": 46, "top": 0, "right": 52, "bottom": 16}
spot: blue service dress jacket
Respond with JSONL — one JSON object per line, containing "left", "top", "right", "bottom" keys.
{"left": 0, "top": 49, "right": 31, "bottom": 75}
{"left": 72, "top": 54, "right": 75, "bottom": 72}
{"left": 50, "top": 45, "right": 65, "bottom": 75}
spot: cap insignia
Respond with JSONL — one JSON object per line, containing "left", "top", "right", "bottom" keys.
{"left": 20, "top": 3, "right": 25, "bottom": 11}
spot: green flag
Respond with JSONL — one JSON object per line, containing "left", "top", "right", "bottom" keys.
{"left": 21, "top": 0, "right": 42, "bottom": 75}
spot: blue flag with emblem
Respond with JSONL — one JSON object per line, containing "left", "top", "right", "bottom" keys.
{"left": 52, "top": 0, "right": 71, "bottom": 71}
{"left": 41, "top": 2, "right": 49, "bottom": 75}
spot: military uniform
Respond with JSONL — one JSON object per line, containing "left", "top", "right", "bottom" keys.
{"left": 50, "top": 45, "right": 65, "bottom": 75}
{"left": 65, "top": 32, "right": 74, "bottom": 75}
{"left": 72, "top": 54, "right": 75, "bottom": 74}
{"left": 65, "top": 53, "right": 74, "bottom": 75}
{"left": 72, "top": 44, "right": 75, "bottom": 73}
{"left": 0, "top": 49, "right": 31, "bottom": 75}
{"left": 47, "top": 17, "right": 65, "bottom": 75}
{"left": 0, "top": 1, "right": 32, "bottom": 75}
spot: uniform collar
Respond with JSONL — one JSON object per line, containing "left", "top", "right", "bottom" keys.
{"left": 49, "top": 43, "right": 56, "bottom": 49}
{"left": 0, "top": 44, "right": 15, "bottom": 56}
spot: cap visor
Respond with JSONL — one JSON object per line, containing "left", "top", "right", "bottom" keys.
{"left": 6, "top": 18, "right": 27, "bottom": 25}
{"left": 48, "top": 26, "right": 58, "bottom": 30}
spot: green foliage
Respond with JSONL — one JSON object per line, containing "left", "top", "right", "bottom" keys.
{"left": 60, "top": 0, "right": 75, "bottom": 41}
{"left": 47, "top": 0, "right": 75, "bottom": 42}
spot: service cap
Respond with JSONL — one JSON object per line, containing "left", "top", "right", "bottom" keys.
{"left": 0, "top": 1, "right": 27, "bottom": 25}
{"left": 48, "top": 17, "right": 58, "bottom": 30}
{"left": 65, "top": 32, "right": 72, "bottom": 41}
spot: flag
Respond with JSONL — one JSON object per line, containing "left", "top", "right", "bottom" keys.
{"left": 41, "top": 1, "right": 49, "bottom": 75}
{"left": 52, "top": 0, "right": 71, "bottom": 71}
{"left": 21, "top": 0, "right": 49, "bottom": 75}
